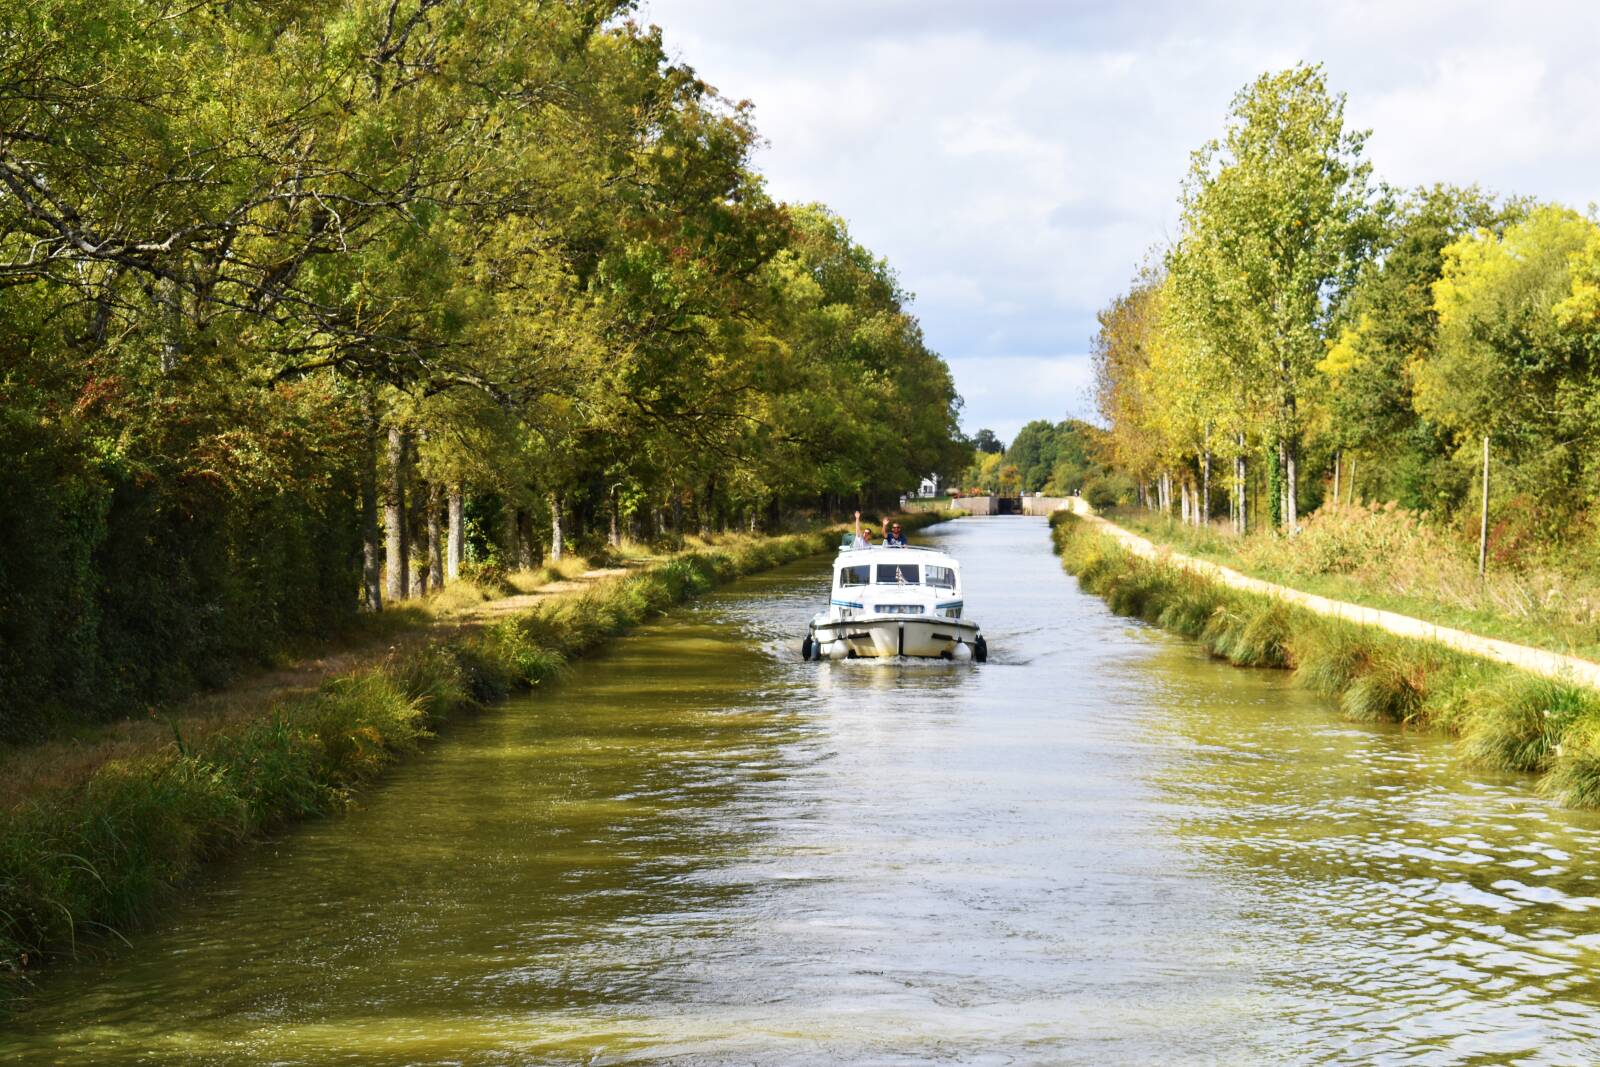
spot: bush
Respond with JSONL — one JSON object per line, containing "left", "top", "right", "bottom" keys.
{"left": 1460, "top": 676, "right": 1600, "bottom": 773}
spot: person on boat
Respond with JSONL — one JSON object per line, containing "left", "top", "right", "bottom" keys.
{"left": 884, "top": 521, "right": 907, "bottom": 546}
{"left": 852, "top": 511, "right": 874, "bottom": 548}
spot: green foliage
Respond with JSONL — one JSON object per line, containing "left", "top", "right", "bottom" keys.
{"left": 1459, "top": 677, "right": 1600, "bottom": 774}
{"left": 1288, "top": 622, "right": 1371, "bottom": 697}
{"left": 0, "top": 4, "right": 968, "bottom": 743}
{"left": 1338, "top": 651, "right": 1425, "bottom": 724}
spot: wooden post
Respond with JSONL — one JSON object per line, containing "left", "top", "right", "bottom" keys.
{"left": 1478, "top": 435, "right": 1490, "bottom": 579}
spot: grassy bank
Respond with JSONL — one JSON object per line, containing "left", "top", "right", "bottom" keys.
{"left": 0, "top": 513, "right": 950, "bottom": 1004}
{"left": 1110, "top": 506, "right": 1600, "bottom": 661}
{"left": 1050, "top": 511, "right": 1600, "bottom": 809}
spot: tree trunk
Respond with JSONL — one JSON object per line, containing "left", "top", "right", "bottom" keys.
{"left": 700, "top": 474, "right": 716, "bottom": 538}
{"left": 1180, "top": 478, "right": 1191, "bottom": 525}
{"left": 1332, "top": 450, "right": 1341, "bottom": 512}
{"left": 1270, "top": 438, "right": 1285, "bottom": 530}
{"left": 516, "top": 508, "right": 535, "bottom": 570}
{"left": 384, "top": 424, "right": 408, "bottom": 602}
{"left": 1348, "top": 456, "right": 1358, "bottom": 508}
{"left": 1235, "top": 433, "right": 1247, "bottom": 536}
{"left": 1201, "top": 451, "right": 1211, "bottom": 527}
{"left": 360, "top": 401, "right": 383, "bottom": 611}
{"left": 1285, "top": 436, "right": 1299, "bottom": 533}
{"left": 609, "top": 496, "right": 620, "bottom": 548}
{"left": 1478, "top": 436, "right": 1490, "bottom": 579}
{"left": 446, "top": 484, "right": 464, "bottom": 582}
{"left": 548, "top": 492, "right": 564, "bottom": 563}
{"left": 427, "top": 483, "right": 444, "bottom": 593}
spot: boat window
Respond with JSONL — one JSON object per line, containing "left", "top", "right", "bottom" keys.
{"left": 876, "top": 604, "right": 925, "bottom": 615}
{"left": 838, "top": 565, "right": 871, "bottom": 587}
{"left": 875, "top": 563, "right": 920, "bottom": 585}
{"left": 925, "top": 565, "right": 957, "bottom": 591}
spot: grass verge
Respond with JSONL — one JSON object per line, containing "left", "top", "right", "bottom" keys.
{"left": 1050, "top": 511, "right": 1600, "bottom": 809}
{"left": 1110, "top": 508, "right": 1600, "bottom": 662}
{"left": 0, "top": 513, "right": 952, "bottom": 1006}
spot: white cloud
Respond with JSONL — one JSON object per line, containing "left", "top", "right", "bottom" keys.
{"left": 639, "top": 0, "right": 1600, "bottom": 435}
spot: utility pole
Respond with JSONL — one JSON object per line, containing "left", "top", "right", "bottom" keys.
{"left": 1478, "top": 435, "right": 1490, "bottom": 579}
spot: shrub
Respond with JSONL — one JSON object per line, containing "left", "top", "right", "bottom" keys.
{"left": 1540, "top": 718, "right": 1600, "bottom": 808}
{"left": 1289, "top": 622, "right": 1371, "bottom": 697}
{"left": 1339, "top": 650, "right": 1425, "bottom": 724}
{"left": 1460, "top": 676, "right": 1600, "bottom": 773}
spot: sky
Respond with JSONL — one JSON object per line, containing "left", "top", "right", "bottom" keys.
{"left": 638, "top": 0, "right": 1600, "bottom": 445}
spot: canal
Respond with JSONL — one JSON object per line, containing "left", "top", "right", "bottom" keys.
{"left": 9, "top": 516, "right": 1600, "bottom": 1064}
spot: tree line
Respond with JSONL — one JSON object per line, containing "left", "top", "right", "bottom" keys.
{"left": 0, "top": 0, "right": 968, "bottom": 740}
{"left": 958, "top": 419, "right": 1125, "bottom": 505}
{"left": 1094, "top": 64, "right": 1600, "bottom": 541}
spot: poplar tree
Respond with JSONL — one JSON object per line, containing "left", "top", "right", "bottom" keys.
{"left": 1167, "top": 64, "right": 1379, "bottom": 530}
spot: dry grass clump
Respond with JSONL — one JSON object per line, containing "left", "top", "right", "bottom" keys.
{"left": 1288, "top": 621, "right": 1370, "bottom": 697}
{"left": 1339, "top": 649, "right": 1426, "bottom": 724}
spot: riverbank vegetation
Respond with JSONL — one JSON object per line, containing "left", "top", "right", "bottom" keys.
{"left": 0, "top": 1, "right": 969, "bottom": 749}
{"left": 0, "top": 514, "right": 944, "bottom": 1004}
{"left": 1050, "top": 512, "right": 1600, "bottom": 809}
{"left": 1110, "top": 507, "right": 1600, "bottom": 662}
{"left": 1091, "top": 64, "right": 1600, "bottom": 576}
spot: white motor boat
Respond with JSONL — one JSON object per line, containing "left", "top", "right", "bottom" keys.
{"left": 800, "top": 543, "right": 987, "bottom": 662}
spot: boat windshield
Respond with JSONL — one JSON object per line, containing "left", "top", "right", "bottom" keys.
{"left": 925, "top": 564, "right": 957, "bottom": 591}
{"left": 837, "top": 564, "right": 871, "bottom": 587}
{"left": 875, "top": 563, "right": 919, "bottom": 585}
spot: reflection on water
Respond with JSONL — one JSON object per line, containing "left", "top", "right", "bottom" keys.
{"left": 1145, "top": 659, "right": 1600, "bottom": 1063}
{"left": 8, "top": 517, "right": 1600, "bottom": 1065}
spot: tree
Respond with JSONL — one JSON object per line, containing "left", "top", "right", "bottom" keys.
{"left": 1006, "top": 420, "right": 1058, "bottom": 492}
{"left": 1168, "top": 64, "right": 1381, "bottom": 529}
{"left": 1414, "top": 205, "right": 1600, "bottom": 521}
{"left": 1317, "top": 185, "right": 1522, "bottom": 510}
{"left": 972, "top": 428, "right": 1004, "bottom": 454}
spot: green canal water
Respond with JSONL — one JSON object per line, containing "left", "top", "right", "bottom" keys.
{"left": 9, "top": 517, "right": 1600, "bottom": 1064}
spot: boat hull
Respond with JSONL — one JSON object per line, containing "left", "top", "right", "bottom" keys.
{"left": 810, "top": 616, "right": 981, "bottom": 660}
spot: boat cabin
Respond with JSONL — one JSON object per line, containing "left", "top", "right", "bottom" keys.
{"left": 829, "top": 545, "right": 964, "bottom": 620}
